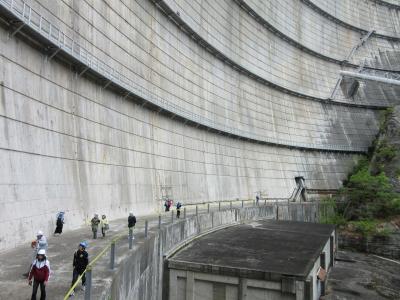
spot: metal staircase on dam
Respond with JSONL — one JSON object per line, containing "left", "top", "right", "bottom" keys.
{"left": 289, "top": 176, "right": 308, "bottom": 202}
{"left": 330, "top": 29, "right": 376, "bottom": 100}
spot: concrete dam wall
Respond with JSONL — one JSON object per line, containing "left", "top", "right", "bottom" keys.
{"left": 0, "top": 0, "right": 399, "bottom": 250}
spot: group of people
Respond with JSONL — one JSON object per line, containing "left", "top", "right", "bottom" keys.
{"left": 164, "top": 198, "right": 183, "bottom": 218}
{"left": 164, "top": 198, "right": 173, "bottom": 211}
{"left": 26, "top": 211, "right": 138, "bottom": 299}
{"left": 26, "top": 229, "right": 89, "bottom": 300}
{"left": 89, "top": 214, "right": 109, "bottom": 239}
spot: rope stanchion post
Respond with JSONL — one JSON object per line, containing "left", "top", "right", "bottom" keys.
{"left": 207, "top": 203, "right": 210, "bottom": 213}
{"left": 183, "top": 207, "right": 186, "bottom": 219}
{"left": 64, "top": 232, "right": 125, "bottom": 299}
{"left": 145, "top": 220, "right": 148, "bottom": 238}
{"left": 129, "top": 228, "right": 133, "bottom": 249}
{"left": 196, "top": 205, "right": 198, "bottom": 216}
{"left": 84, "top": 268, "right": 92, "bottom": 300}
{"left": 110, "top": 241, "right": 115, "bottom": 270}
{"left": 241, "top": 200, "right": 244, "bottom": 208}
{"left": 218, "top": 202, "right": 221, "bottom": 211}
{"left": 158, "top": 215, "right": 161, "bottom": 229}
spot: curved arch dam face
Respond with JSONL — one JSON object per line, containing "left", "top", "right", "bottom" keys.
{"left": 0, "top": 0, "right": 399, "bottom": 251}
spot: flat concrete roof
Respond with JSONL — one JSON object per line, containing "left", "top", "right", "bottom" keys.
{"left": 169, "top": 220, "right": 335, "bottom": 280}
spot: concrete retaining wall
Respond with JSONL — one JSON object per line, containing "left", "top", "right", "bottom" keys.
{"left": 339, "top": 232, "right": 400, "bottom": 259}
{"left": 106, "top": 203, "right": 321, "bottom": 300}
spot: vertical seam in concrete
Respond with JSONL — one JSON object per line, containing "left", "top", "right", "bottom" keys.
{"left": 239, "top": 278, "right": 248, "bottom": 300}
{"left": 186, "top": 271, "right": 194, "bottom": 300}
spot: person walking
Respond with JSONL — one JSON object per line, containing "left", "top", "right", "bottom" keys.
{"left": 176, "top": 202, "right": 182, "bottom": 218}
{"left": 100, "top": 215, "right": 109, "bottom": 238}
{"left": 35, "top": 231, "right": 48, "bottom": 252}
{"left": 128, "top": 212, "right": 136, "bottom": 231}
{"left": 69, "top": 242, "right": 89, "bottom": 297}
{"left": 28, "top": 249, "right": 50, "bottom": 300}
{"left": 256, "top": 194, "right": 260, "bottom": 206}
{"left": 54, "top": 211, "right": 65, "bottom": 236}
{"left": 168, "top": 199, "right": 173, "bottom": 211}
{"left": 164, "top": 199, "right": 169, "bottom": 212}
{"left": 24, "top": 231, "right": 48, "bottom": 277}
{"left": 90, "top": 214, "right": 100, "bottom": 239}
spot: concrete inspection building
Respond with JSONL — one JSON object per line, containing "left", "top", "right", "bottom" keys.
{"left": 168, "top": 220, "right": 336, "bottom": 300}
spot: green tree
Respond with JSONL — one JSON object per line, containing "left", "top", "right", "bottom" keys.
{"left": 342, "top": 165, "right": 400, "bottom": 220}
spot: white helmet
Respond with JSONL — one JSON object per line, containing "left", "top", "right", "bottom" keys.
{"left": 37, "top": 249, "right": 46, "bottom": 255}
{"left": 37, "top": 230, "right": 43, "bottom": 236}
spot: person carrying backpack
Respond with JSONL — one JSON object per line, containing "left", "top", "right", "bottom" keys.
{"left": 90, "top": 214, "right": 100, "bottom": 239}
{"left": 100, "top": 215, "right": 109, "bottom": 238}
{"left": 128, "top": 213, "right": 136, "bottom": 230}
{"left": 28, "top": 249, "right": 50, "bottom": 300}
{"left": 176, "top": 202, "right": 182, "bottom": 218}
{"left": 69, "top": 241, "right": 89, "bottom": 297}
{"left": 24, "top": 231, "right": 48, "bottom": 277}
{"left": 54, "top": 211, "right": 65, "bottom": 236}
{"left": 168, "top": 199, "right": 173, "bottom": 211}
{"left": 164, "top": 199, "right": 169, "bottom": 212}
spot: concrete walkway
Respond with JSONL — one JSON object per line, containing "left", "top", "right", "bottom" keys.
{"left": 0, "top": 201, "right": 252, "bottom": 299}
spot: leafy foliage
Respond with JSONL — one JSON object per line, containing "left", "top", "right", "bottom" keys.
{"left": 349, "top": 220, "right": 392, "bottom": 237}
{"left": 321, "top": 107, "right": 400, "bottom": 237}
{"left": 341, "top": 165, "right": 400, "bottom": 220}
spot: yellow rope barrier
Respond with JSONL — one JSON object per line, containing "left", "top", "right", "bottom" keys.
{"left": 63, "top": 233, "right": 125, "bottom": 299}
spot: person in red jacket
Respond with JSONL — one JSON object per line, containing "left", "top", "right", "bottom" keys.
{"left": 28, "top": 249, "right": 50, "bottom": 300}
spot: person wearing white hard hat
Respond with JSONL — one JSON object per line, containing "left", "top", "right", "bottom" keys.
{"left": 28, "top": 249, "right": 50, "bottom": 300}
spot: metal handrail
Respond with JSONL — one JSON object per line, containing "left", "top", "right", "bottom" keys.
{"left": 0, "top": 0, "right": 371, "bottom": 153}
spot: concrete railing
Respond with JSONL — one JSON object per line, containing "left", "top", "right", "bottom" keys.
{"left": 62, "top": 198, "right": 267, "bottom": 299}
{"left": 62, "top": 201, "right": 327, "bottom": 299}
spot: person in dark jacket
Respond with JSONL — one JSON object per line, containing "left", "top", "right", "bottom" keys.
{"left": 176, "top": 202, "right": 182, "bottom": 218}
{"left": 54, "top": 211, "right": 65, "bottom": 236}
{"left": 164, "top": 199, "right": 169, "bottom": 212}
{"left": 69, "top": 241, "right": 89, "bottom": 296}
{"left": 128, "top": 212, "right": 136, "bottom": 230}
{"left": 90, "top": 214, "right": 100, "bottom": 239}
{"left": 28, "top": 249, "right": 50, "bottom": 300}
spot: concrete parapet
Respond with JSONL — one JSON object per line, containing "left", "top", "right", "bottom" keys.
{"left": 104, "top": 202, "right": 328, "bottom": 300}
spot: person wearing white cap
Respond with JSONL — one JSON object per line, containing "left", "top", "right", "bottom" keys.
{"left": 24, "top": 230, "right": 48, "bottom": 277}
{"left": 35, "top": 231, "right": 48, "bottom": 253}
{"left": 28, "top": 249, "right": 50, "bottom": 300}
